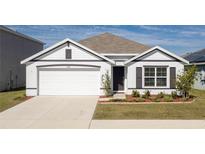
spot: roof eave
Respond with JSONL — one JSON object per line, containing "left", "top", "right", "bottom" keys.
{"left": 124, "top": 46, "right": 189, "bottom": 65}
{"left": 21, "top": 38, "right": 115, "bottom": 64}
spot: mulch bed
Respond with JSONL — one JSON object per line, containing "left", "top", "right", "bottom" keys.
{"left": 98, "top": 95, "right": 195, "bottom": 104}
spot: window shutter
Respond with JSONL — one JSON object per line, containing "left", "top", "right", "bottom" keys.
{"left": 66, "top": 49, "right": 72, "bottom": 59}
{"left": 170, "top": 67, "right": 176, "bottom": 89}
{"left": 136, "top": 67, "right": 142, "bottom": 89}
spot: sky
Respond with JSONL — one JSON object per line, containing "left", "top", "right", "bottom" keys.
{"left": 6, "top": 25, "right": 205, "bottom": 55}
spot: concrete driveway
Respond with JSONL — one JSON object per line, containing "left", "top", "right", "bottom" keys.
{"left": 0, "top": 96, "right": 98, "bottom": 129}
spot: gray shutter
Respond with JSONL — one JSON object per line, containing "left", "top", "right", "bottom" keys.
{"left": 136, "top": 67, "right": 142, "bottom": 89}
{"left": 170, "top": 67, "right": 176, "bottom": 89}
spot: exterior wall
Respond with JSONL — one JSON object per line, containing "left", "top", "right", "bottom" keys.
{"left": 25, "top": 42, "right": 112, "bottom": 96}
{"left": 40, "top": 43, "right": 99, "bottom": 60}
{"left": 193, "top": 65, "right": 205, "bottom": 90}
{"left": 138, "top": 49, "right": 175, "bottom": 60}
{"left": 0, "top": 30, "right": 43, "bottom": 91}
{"left": 126, "top": 61, "right": 184, "bottom": 95}
{"left": 105, "top": 55, "right": 135, "bottom": 60}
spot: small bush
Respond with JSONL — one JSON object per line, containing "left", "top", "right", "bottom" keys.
{"left": 163, "top": 96, "right": 173, "bottom": 102}
{"left": 157, "top": 92, "right": 165, "bottom": 98}
{"left": 171, "top": 91, "right": 177, "bottom": 99}
{"left": 102, "top": 71, "right": 112, "bottom": 96}
{"left": 142, "top": 90, "right": 150, "bottom": 99}
{"left": 132, "top": 90, "right": 140, "bottom": 97}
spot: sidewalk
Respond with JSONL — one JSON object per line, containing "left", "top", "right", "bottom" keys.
{"left": 90, "top": 120, "right": 205, "bottom": 129}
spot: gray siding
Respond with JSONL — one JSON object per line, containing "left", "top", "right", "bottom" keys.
{"left": 193, "top": 65, "right": 205, "bottom": 90}
{"left": 0, "top": 29, "right": 43, "bottom": 91}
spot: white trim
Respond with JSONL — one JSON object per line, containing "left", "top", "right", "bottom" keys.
{"left": 102, "top": 53, "right": 138, "bottom": 56}
{"left": 21, "top": 38, "right": 115, "bottom": 64}
{"left": 186, "top": 62, "right": 205, "bottom": 65}
{"left": 124, "top": 46, "right": 189, "bottom": 64}
{"left": 142, "top": 66, "right": 169, "bottom": 89}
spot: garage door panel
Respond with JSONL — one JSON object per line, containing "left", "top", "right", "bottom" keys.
{"left": 39, "top": 70, "right": 100, "bottom": 95}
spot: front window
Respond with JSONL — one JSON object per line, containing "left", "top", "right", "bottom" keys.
{"left": 144, "top": 67, "right": 167, "bottom": 87}
{"left": 144, "top": 67, "right": 155, "bottom": 86}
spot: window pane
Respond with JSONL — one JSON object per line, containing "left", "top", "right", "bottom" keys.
{"left": 157, "top": 78, "right": 166, "bottom": 86}
{"left": 145, "top": 67, "right": 155, "bottom": 76}
{"left": 157, "top": 67, "right": 167, "bottom": 76}
{"left": 145, "top": 78, "right": 155, "bottom": 86}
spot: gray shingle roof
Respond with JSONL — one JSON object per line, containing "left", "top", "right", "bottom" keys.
{"left": 78, "top": 32, "right": 150, "bottom": 54}
{"left": 184, "top": 48, "right": 205, "bottom": 63}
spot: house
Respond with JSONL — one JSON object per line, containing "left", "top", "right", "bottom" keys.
{"left": 21, "top": 33, "right": 189, "bottom": 96}
{"left": 184, "top": 48, "right": 205, "bottom": 90}
{"left": 0, "top": 26, "right": 44, "bottom": 91}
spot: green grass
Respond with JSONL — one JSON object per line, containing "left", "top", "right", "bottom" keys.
{"left": 0, "top": 89, "right": 27, "bottom": 112}
{"left": 93, "top": 89, "right": 205, "bottom": 119}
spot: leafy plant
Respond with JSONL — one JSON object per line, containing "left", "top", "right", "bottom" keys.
{"left": 176, "top": 65, "right": 197, "bottom": 98}
{"left": 157, "top": 92, "right": 165, "bottom": 98}
{"left": 171, "top": 91, "right": 177, "bottom": 99}
{"left": 132, "top": 90, "right": 140, "bottom": 97}
{"left": 142, "top": 90, "right": 150, "bottom": 99}
{"left": 102, "top": 70, "right": 112, "bottom": 96}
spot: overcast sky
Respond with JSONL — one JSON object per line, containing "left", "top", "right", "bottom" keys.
{"left": 7, "top": 25, "right": 205, "bottom": 55}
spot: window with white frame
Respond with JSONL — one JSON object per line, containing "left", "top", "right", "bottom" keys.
{"left": 144, "top": 66, "right": 167, "bottom": 87}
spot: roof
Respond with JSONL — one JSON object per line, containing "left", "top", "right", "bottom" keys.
{"left": 78, "top": 32, "right": 150, "bottom": 54}
{"left": 0, "top": 25, "right": 44, "bottom": 44}
{"left": 21, "top": 38, "right": 115, "bottom": 64}
{"left": 125, "top": 46, "right": 189, "bottom": 64}
{"left": 183, "top": 48, "right": 205, "bottom": 63}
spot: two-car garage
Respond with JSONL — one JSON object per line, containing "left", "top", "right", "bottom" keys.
{"left": 38, "top": 67, "right": 100, "bottom": 96}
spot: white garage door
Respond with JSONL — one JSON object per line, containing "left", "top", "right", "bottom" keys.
{"left": 38, "top": 68, "right": 100, "bottom": 95}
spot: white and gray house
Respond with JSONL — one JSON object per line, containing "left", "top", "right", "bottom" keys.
{"left": 21, "top": 33, "right": 189, "bottom": 96}
{"left": 0, "top": 26, "right": 44, "bottom": 91}
{"left": 184, "top": 48, "right": 205, "bottom": 90}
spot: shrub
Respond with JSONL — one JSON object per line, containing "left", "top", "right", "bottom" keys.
{"left": 142, "top": 90, "right": 150, "bottom": 99}
{"left": 176, "top": 65, "right": 197, "bottom": 98}
{"left": 132, "top": 90, "right": 140, "bottom": 97}
{"left": 163, "top": 95, "right": 173, "bottom": 102}
{"left": 171, "top": 91, "right": 177, "bottom": 99}
{"left": 102, "top": 71, "right": 112, "bottom": 96}
{"left": 157, "top": 92, "right": 165, "bottom": 98}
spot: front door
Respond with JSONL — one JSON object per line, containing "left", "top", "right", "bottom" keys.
{"left": 113, "top": 67, "right": 124, "bottom": 91}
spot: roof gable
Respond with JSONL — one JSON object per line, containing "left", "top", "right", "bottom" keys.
{"left": 79, "top": 32, "right": 150, "bottom": 54}
{"left": 125, "top": 46, "right": 189, "bottom": 64}
{"left": 21, "top": 38, "right": 115, "bottom": 64}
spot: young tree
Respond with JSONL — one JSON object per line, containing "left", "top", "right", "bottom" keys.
{"left": 176, "top": 65, "right": 197, "bottom": 98}
{"left": 101, "top": 70, "right": 112, "bottom": 96}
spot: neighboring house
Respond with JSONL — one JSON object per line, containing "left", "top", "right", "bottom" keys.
{"left": 184, "top": 48, "right": 205, "bottom": 90}
{"left": 21, "top": 33, "right": 189, "bottom": 96}
{"left": 0, "top": 26, "right": 44, "bottom": 91}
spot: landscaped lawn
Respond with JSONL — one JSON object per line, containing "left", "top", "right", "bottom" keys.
{"left": 0, "top": 89, "right": 28, "bottom": 112}
{"left": 93, "top": 89, "right": 205, "bottom": 119}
